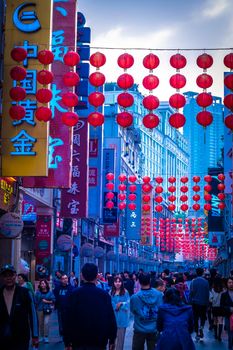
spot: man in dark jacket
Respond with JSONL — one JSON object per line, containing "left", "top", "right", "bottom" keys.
{"left": 53, "top": 273, "right": 74, "bottom": 344}
{"left": 64, "top": 263, "right": 117, "bottom": 350}
{"left": 0, "top": 264, "right": 39, "bottom": 350}
{"left": 189, "top": 267, "right": 209, "bottom": 341}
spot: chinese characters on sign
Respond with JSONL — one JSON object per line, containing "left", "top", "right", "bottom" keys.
{"left": 126, "top": 184, "right": 142, "bottom": 240}
{"left": 35, "top": 215, "right": 52, "bottom": 279}
{"left": 60, "top": 118, "right": 88, "bottom": 218}
{"left": 1, "top": 0, "right": 52, "bottom": 176}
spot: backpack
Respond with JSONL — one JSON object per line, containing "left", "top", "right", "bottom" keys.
{"left": 138, "top": 296, "right": 158, "bottom": 321}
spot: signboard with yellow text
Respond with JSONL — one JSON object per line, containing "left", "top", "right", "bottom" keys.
{"left": 1, "top": 0, "right": 52, "bottom": 176}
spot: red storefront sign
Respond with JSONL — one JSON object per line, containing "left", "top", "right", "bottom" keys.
{"left": 60, "top": 118, "right": 88, "bottom": 218}
{"left": 23, "top": 0, "right": 77, "bottom": 188}
{"left": 104, "top": 221, "right": 119, "bottom": 237}
{"left": 35, "top": 215, "right": 52, "bottom": 279}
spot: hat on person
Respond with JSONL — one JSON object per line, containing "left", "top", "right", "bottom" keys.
{"left": 0, "top": 264, "right": 16, "bottom": 275}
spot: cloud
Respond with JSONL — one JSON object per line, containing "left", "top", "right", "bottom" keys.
{"left": 202, "top": 0, "right": 230, "bottom": 18}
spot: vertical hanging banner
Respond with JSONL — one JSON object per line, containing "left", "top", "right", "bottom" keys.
{"left": 125, "top": 184, "right": 142, "bottom": 240}
{"left": 1, "top": 0, "right": 53, "bottom": 176}
{"left": 60, "top": 118, "right": 89, "bottom": 218}
{"left": 35, "top": 215, "right": 52, "bottom": 280}
{"left": 23, "top": 0, "right": 77, "bottom": 187}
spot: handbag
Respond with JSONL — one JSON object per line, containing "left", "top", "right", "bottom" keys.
{"left": 43, "top": 304, "right": 53, "bottom": 315}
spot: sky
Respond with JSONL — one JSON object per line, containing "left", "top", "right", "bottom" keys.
{"left": 78, "top": 0, "right": 233, "bottom": 100}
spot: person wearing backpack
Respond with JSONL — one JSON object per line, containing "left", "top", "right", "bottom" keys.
{"left": 130, "top": 273, "right": 163, "bottom": 350}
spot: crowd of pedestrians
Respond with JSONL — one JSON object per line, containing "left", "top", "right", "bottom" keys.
{"left": 2, "top": 262, "right": 233, "bottom": 349}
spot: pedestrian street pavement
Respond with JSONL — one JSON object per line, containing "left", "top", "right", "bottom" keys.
{"left": 39, "top": 311, "right": 229, "bottom": 349}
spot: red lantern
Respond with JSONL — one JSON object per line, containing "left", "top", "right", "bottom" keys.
{"left": 155, "top": 176, "right": 163, "bottom": 184}
{"left": 129, "top": 184, "right": 137, "bottom": 192}
{"left": 155, "top": 196, "right": 163, "bottom": 203}
{"left": 10, "top": 66, "right": 27, "bottom": 81}
{"left": 63, "top": 51, "right": 80, "bottom": 66}
{"left": 218, "top": 193, "right": 226, "bottom": 200}
{"left": 142, "top": 204, "right": 150, "bottom": 212}
{"left": 106, "top": 173, "right": 114, "bottom": 181}
{"left": 119, "top": 184, "right": 126, "bottom": 191}
{"left": 142, "top": 183, "right": 152, "bottom": 193}
{"left": 117, "top": 112, "right": 133, "bottom": 128}
{"left": 204, "top": 203, "right": 212, "bottom": 211}
{"left": 11, "top": 47, "right": 27, "bottom": 62}
{"left": 204, "top": 175, "right": 212, "bottom": 182}
{"left": 180, "top": 204, "right": 188, "bottom": 211}
{"left": 168, "top": 185, "right": 176, "bottom": 193}
{"left": 106, "top": 182, "right": 114, "bottom": 191}
{"left": 218, "top": 173, "right": 225, "bottom": 181}
{"left": 218, "top": 202, "right": 226, "bottom": 210}
{"left": 142, "top": 75, "right": 159, "bottom": 90}
{"left": 143, "top": 114, "right": 159, "bottom": 129}
{"left": 106, "top": 201, "right": 114, "bottom": 209}
{"left": 62, "top": 92, "right": 78, "bottom": 107}
{"left": 155, "top": 186, "right": 163, "bottom": 194}
{"left": 37, "top": 70, "right": 54, "bottom": 85}
{"left": 193, "top": 185, "right": 200, "bottom": 192}
{"left": 88, "top": 92, "right": 105, "bottom": 107}
{"left": 204, "top": 193, "right": 212, "bottom": 201}
{"left": 36, "top": 88, "right": 52, "bottom": 103}
{"left": 106, "top": 192, "right": 114, "bottom": 200}
{"left": 169, "top": 93, "right": 186, "bottom": 109}
{"left": 128, "top": 203, "right": 136, "bottom": 211}
{"left": 117, "top": 73, "right": 134, "bottom": 90}
{"left": 224, "top": 53, "right": 233, "bottom": 70}
{"left": 90, "top": 52, "right": 106, "bottom": 68}
{"left": 169, "top": 113, "right": 186, "bottom": 128}
{"left": 143, "top": 95, "right": 159, "bottom": 110}
{"left": 196, "top": 93, "right": 213, "bottom": 107}
{"left": 180, "top": 195, "right": 188, "bottom": 202}
{"left": 118, "top": 193, "right": 126, "bottom": 201}
{"left": 196, "top": 74, "right": 213, "bottom": 89}
{"left": 129, "top": 175, "right": 137, "bottom": 182}
{"left": 180, "top": 186, "right": 188, "bottom": 193}
{"left": 224, "top": 74, "right": 233, "bottom": 91}
{"left": 143, "top": 195, "right": 150, "bottom": 202}
{"left": 117, "top": 92, "right": 134, "bottom": 108}
{"left": 170, "top": 54, "right": 187, "bottom": 69}
{"left": 193, "top": 203, "right": 200, "bottom": 211}
{"left": 117, "top": 53, "right": 134, "bottom": 69}
{"left": 193, "top": 176, "right": 200, "bottom": 183}
{"left": 88, "top": 112, "right": 104, "bottom": 127}
{"left": 224, "top": 94, "right": 233, "bottom": 111}
{"left": 118, "top": 174, "right": 127, "bottom": 182}
{"left": 196, "top": 111, "right": 213, "bottom": 127}
{"left": 35, "top": 106, "right": 52, "bottom": 122}
{"left": 62, "top": 112, "right": 79, "bottom": 126}
{"left": 169, "top": 73, "right": 186, "bottom": 89}
{"left": 9, "top": 105, "right": 26, "bottom": 120}
{"left": 9, "top": 86, "right": 26, "bottom": 101}
{"left": 143, "top": 53, "right": 159, "bottom": 70}
{"left": 63, "top": 72, "right": 80, "bottom": 87}
{"left": 193, "top": 194, "right": 200, "bottom": 201}
{"left": 142, "top": 176, "right": 151, "bottom": 183}
{"left": 204, "top": 184, "right": 212, "bottom": 192}
{"left": 196, "top": 53, "right": 213, "bottom": 69}
{"left": 168, "top": 176, "right": 176, "bottom": 183}
{"left": 168, "top": 195, "right": 176, "bottom": 202}
{"left": 118, "top": 202, "right": 126, "bottom": 210}
{"left": 128, "top": 193, "right": 136, "bottom": 201}
{"left": 38, "top": 50, "right": 54, "bottom": 65}
{"left": 89, "top": 72, "right": 106, "bottom": 87}
{"left": 155, "top": 205, "right": 163, "bottom": 212}
{"left": 218, "top": 183, "right": 225, "bottom": 191}
{"left": 168, "top": 204, "right": 176, "bottom": 211}
{"left": 225, "top": 114, "right": 233, "bottom": 131}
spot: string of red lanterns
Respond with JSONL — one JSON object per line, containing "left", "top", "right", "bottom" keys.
{"left": 9, "top": 47, "right": 28, "bottom": 121}
{"left": 223, "top": 53, "right": 233, "bottom": 132}
{"left": 88, "top": 52, "right": 106, "bottom": 127}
